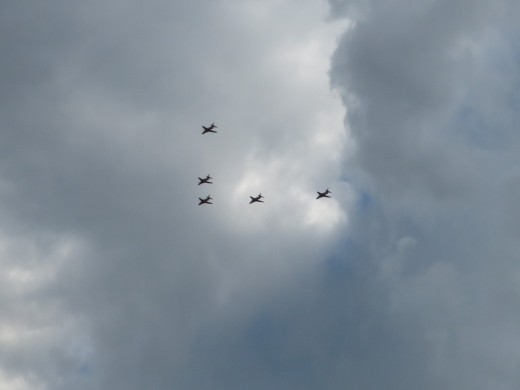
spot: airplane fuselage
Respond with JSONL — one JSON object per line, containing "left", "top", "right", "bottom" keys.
{"left": 316, "top": 190, "right": 331, "bottom": 199}
{"left": 198, "top": 175, "right": 213, "bottom": 185}
{"left": 202, "top": 123, "right": 217, "bottom": 134}
{"left": 198, "top": 196, "right": 213, "bottom": 205}
{"left": 249, "top": 194, "right": 264, "bottom": 204}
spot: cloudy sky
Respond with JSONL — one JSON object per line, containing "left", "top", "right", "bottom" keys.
{"left": 1, "top": 0, "right": 520, "bottom": 389}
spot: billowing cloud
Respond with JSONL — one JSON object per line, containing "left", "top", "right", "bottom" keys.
{"left": 0, "top": 1, "right": 348, "bottom": 389}
{"left": 2, "top": 0, "right": 520, "bottom": 388}
{"left": 327, "top": 0, "right": 520, "bottom": 388}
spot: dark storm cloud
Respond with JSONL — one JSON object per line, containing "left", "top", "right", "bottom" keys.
{"left": 325, "top": 0, "right": 520, "bottom": 389}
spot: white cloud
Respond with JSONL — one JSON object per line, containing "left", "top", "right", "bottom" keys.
{"left": 0, "top": 0, "right": 349, "bottom": 388}
{"left": 7, "top": 0, "right": 520, "bottom": 387}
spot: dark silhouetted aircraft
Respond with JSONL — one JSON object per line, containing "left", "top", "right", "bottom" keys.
{"left": 198, "top": 195, "right": 213, "bottom": 205}
{"left": 316, "top": 188, "right": 331, "bottom": 199}
{"left": 198, "top": 175, "right": 213, "bottom": 185}
{"left": 202, "top": 123, "right": 217, "bottom": 134}
{"left": 249, "top": 193, "right": 264, "bottom": 204}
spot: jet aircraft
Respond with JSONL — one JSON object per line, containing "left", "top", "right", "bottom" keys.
{"left": 249, "top": 193, "right": 264, "bottom": 204}
{"left": 202, "top": 123, "right": 217, "bottom": 134}
{"left": 198, "top": 175, "right": 213, "bottom": 185}
{"left": 198, "top": 195, "right": 213, "bottom": 205}
{"left": 316, "top": 188, "right": 331, "bottom": 199}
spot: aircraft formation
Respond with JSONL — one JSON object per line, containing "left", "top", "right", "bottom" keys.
{"left": 197, "top": 123, "right": 332, "bottom": 206}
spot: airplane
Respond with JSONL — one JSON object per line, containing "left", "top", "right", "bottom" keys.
{"left": 198, "top": 195, "right": 213, "bottom": 205}
{"left": 198, "top": 175, "right": 213, "bottom": 185}
{"left": 316, "top": 188, "right": 331, "bottom": 199}
{"left": 249, "top": 193, "right": 264, "bottom": 204}
{"left": 202, "top": 123, "right": 217, "bottom": 134}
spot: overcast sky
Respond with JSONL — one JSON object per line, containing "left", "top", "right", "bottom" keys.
{"left": 1, "top": 0, "right": 520, "bottom": 389}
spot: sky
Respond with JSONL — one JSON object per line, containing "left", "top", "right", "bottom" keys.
{"left": 1, "top": 0, "right": 520, "bottom": 389}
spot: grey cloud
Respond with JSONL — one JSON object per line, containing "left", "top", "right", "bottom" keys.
{"left": 0, "top": 1, "right": 347, "bottom": 389}
{"left": 327, "top": 0, "right": 520, "bottom": 388}
{"left": 4, "top": 0, "right": 520, "bottom": 388}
